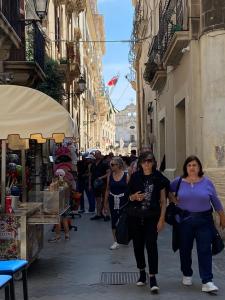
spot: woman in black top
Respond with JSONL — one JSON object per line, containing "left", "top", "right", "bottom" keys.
{"left": 128, "top": 151, "right": 167, "bottom": 293}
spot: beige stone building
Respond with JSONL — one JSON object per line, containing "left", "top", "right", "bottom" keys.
{"left": 0, "top": 0, "right": 46, "bottom": 86}
{"left": 115, "top": 103, "right": 137, "bottom": 155}
{"left": 0, "top": 0, "right": 115, "bottom": 153}
{"left": 42, "top": 0, "right": 114, "bottom": 151}
{"left": 98, "top": 94, "right": 116, "bottom": 153}
{"left": 132, "top": 0, "right": 225, "bottom": 203}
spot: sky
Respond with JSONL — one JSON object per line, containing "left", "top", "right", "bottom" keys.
{"left": 98, "top": 0, "right": 136, "bottom": 111}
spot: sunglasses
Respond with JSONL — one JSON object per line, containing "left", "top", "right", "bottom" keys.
{"left": 142, "top": 159, "right": 153, "bottom": 163}
{"left": 110, "top": 163, "right": 118, "bottom": 167}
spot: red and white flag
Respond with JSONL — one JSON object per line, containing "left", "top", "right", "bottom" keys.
{"left": 107, "top": 75, "right": 119, "bottom": 86}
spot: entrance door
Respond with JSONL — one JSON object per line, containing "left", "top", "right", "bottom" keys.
{"left": 159, "top": 118, "right": 165, "bottom": 169}
{"left": 175, "top": 99, "right": 186, "bottom": 175}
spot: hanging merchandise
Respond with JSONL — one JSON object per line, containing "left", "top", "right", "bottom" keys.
{"left": 5, "top": 195, "right": 13, "bottom": 214}
{"left": 0, "top": 85, "right": 76, "bottom": 263}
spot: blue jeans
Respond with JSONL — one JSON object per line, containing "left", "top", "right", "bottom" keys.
{"left": 178, "top": 214, "right": 214, "bottom": 283}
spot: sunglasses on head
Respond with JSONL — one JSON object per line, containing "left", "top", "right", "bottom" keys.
{"left": 142, "top": 159, "right": 153, "bottom": 163}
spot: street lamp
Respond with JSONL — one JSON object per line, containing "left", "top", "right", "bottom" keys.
{"left": 77, "top": 76, "right": 86, "bottom": 95}
{"left": 83, "top": 112, "right": 97, "bottom": 125}
{"left": 33, "top": 0, "right": 49, "bottom": 20}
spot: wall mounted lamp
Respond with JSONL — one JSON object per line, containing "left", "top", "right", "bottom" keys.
{"left": 83, "top": 112, "right": 97, "bottom": 126}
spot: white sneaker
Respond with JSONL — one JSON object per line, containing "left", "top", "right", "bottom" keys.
{"left": 182, "top": 276, "right": 193, "bottom": 286}
{"left": 110, "top": 242, "right": 119, "bottom": 250}
{"left": 202, "top": 282, "right": 218, "bottom": 293}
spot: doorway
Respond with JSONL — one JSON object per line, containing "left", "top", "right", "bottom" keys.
{"left": 175, "top": 99, "right": 186, "bottom": 175}
{"left": 159, "top": 118, "right": 165, "bottom": 169}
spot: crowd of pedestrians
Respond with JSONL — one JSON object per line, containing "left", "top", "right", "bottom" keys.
{"left": 50, "top": 144, "right": 225, "bottom": 295}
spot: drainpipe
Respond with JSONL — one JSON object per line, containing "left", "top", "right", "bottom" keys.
{"left": 136, "top": 60, "right": 142, "bottom": 153}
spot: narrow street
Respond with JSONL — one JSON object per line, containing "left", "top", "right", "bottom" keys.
{"left": 7, "top": 213, "right": 225, "bottom": 300}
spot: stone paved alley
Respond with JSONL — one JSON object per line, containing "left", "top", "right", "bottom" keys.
{"left": 1, "top": 213, "right": 225, "bottom": 300}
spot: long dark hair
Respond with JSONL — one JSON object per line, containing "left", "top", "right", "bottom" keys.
{"left": 182, "top": 155, "right": 204, "bottom": 178}
{"left": 138, "top": 151, "right": 157, "bottom": 172}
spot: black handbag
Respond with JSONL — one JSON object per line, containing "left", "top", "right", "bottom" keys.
{"left": 115, "top": 205, "right": 130, "bottom": 245}
{"left": 212, "top": 226, "right": 224, "bottom": 256}
{"left": 165, "top": 177, "right": 182, "bottom": 225}
{"left": 165, "top": 202, "right": 180, "bottom": 225}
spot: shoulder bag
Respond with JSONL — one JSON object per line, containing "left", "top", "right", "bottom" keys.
{"left": 115, "top": 202, "right": 131, "bottom": 245}
{"left": 212, "top": 226, "right": 224, "bottom": 255}
{"left": 165, "top": 177, "right": 182, "bottom": 225}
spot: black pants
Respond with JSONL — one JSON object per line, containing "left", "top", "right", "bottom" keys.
{"left": 129, "top": 216, "right": 159, "bottom": 274}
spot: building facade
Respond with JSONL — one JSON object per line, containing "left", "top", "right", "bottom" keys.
{"left": 46, "top": 0, "right": 112, "bottom": 151}
{"left": 132, "top": 0, "right": 225, "bottom": 203}
{"left": 0, "top": 0, "right": 46, "bottom": 86}
{"left": 115, "top": 103, "right": 137, "bottom": 155}
{"left": 99, "top": 95, "right": 116, "bottom": 153}
{"left": 0, "top": 0, "right": 114, "bottom": 152}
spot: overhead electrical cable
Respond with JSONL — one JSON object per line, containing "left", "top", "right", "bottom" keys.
{"left": 50, "top": 34, "right": 152, "bottom": 44}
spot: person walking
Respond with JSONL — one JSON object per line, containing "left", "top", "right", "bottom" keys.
{"left": 127, "top": 151, "right": 167, "bottom": 293}
{"left": 89, "top": 151, "right": 110, "bottom": 221}
{"left": 170, "top": 155, "right": 225, "bottom": 293}
{"left": 104, "top": 157, "right": 129, "bottom": 250}
{"left": 77, "top": 154, "right": 95, "bottom": 213}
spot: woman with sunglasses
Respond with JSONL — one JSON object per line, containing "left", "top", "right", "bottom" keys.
{"left": 127, "top": 151, "right": 168, "bottom": 293}
{"left": 104, "top": 156, "right": 129, "bottom": 250}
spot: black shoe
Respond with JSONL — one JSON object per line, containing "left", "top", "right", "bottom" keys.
{"left": 103, "top": 216, "right": 110, "bottom": 222}
{"left": 90, "top": 215, "right": 102, "bottom": 220}
{"left": 150, "top": 276, "right": 159, "bottom": 293}
{"left": 136, "top": 270, "right": 146, "bottom": 286}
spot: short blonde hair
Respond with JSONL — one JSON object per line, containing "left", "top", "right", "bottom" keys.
{"left": 111, "top": 156, "right": 124, "bottom": 169}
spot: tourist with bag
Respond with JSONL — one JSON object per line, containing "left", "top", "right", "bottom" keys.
{"left": 170, "top": 155, "right": 225, "bottom": 293}
{"left": 127, "top": 151, "right": 167, "bottom": 293}
{"left": 104, "top": 157, "right": 129, "bottom": 250}
{"left": 89, "top": 150, "right": 110, "bottom": 221}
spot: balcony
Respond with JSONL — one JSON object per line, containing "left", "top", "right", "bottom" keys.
{"left": 66, "top": 0, "right": 86, "bottom": 14}
{"left": 0, "top": 2, "right": 22, "bottom": 60}
{"left": 75, "top": 0, "right": 86, "bottom": 14}
{"left": 201, "top": 0, "right": 225, "bottom": 34}
{"left": 143, "top": 35, "right": 167, "bottom": 91}
{"left": 58, "top": 58, "right": 68, "bottom": 77}
{"left": 66, "top": 42, "right": 81, "bottom": 81}
{"left": 6, "top": 21, "right": 46, "bottom": 86}
{"left": 74, "top": 27, "right": 81, "bottom": 40}
{"left": 158, "top": 0, "right": 190, "bottom": 67}
{"left": 150, "top": 70, "right": 167, "bottom": 91}
{"left": 0, "top": 1, "right": 45, "bottom": 86}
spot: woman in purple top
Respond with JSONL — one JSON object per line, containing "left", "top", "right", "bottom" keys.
{"left": 170, "top": 155, "right": 225, "bottom": 293}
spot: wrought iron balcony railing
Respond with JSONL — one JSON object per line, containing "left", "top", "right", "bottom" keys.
{"left": 1, "top": 1, "right": 45, "bottom": 69}
{"left": 143, "top": 35, "right": 160, "bottom": 83}
{"left": 26, "top": 22, "right": 45, "bottom": 70}
{"left": 1, "top": 0, "right": 24, "bottom": 40}
{"left": 66, "top": 42, "right": 80, "bottom": 65}
{"left": 9, "top": 22, "right": 45, "bottom": 70}
{"left": 158, "top": 0, "right": 188, "bottom": 58}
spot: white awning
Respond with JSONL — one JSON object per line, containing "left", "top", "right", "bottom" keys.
{"left": 0, "top": 85, "right": 77, "bottom": 142}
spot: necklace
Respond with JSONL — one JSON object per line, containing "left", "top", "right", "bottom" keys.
{"left": 185, "top": 177, "right": 201, "bottom": 187}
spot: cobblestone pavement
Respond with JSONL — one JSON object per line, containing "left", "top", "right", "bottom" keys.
{"left": 1, "top": 213, "right": 225, "bottom": 300}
